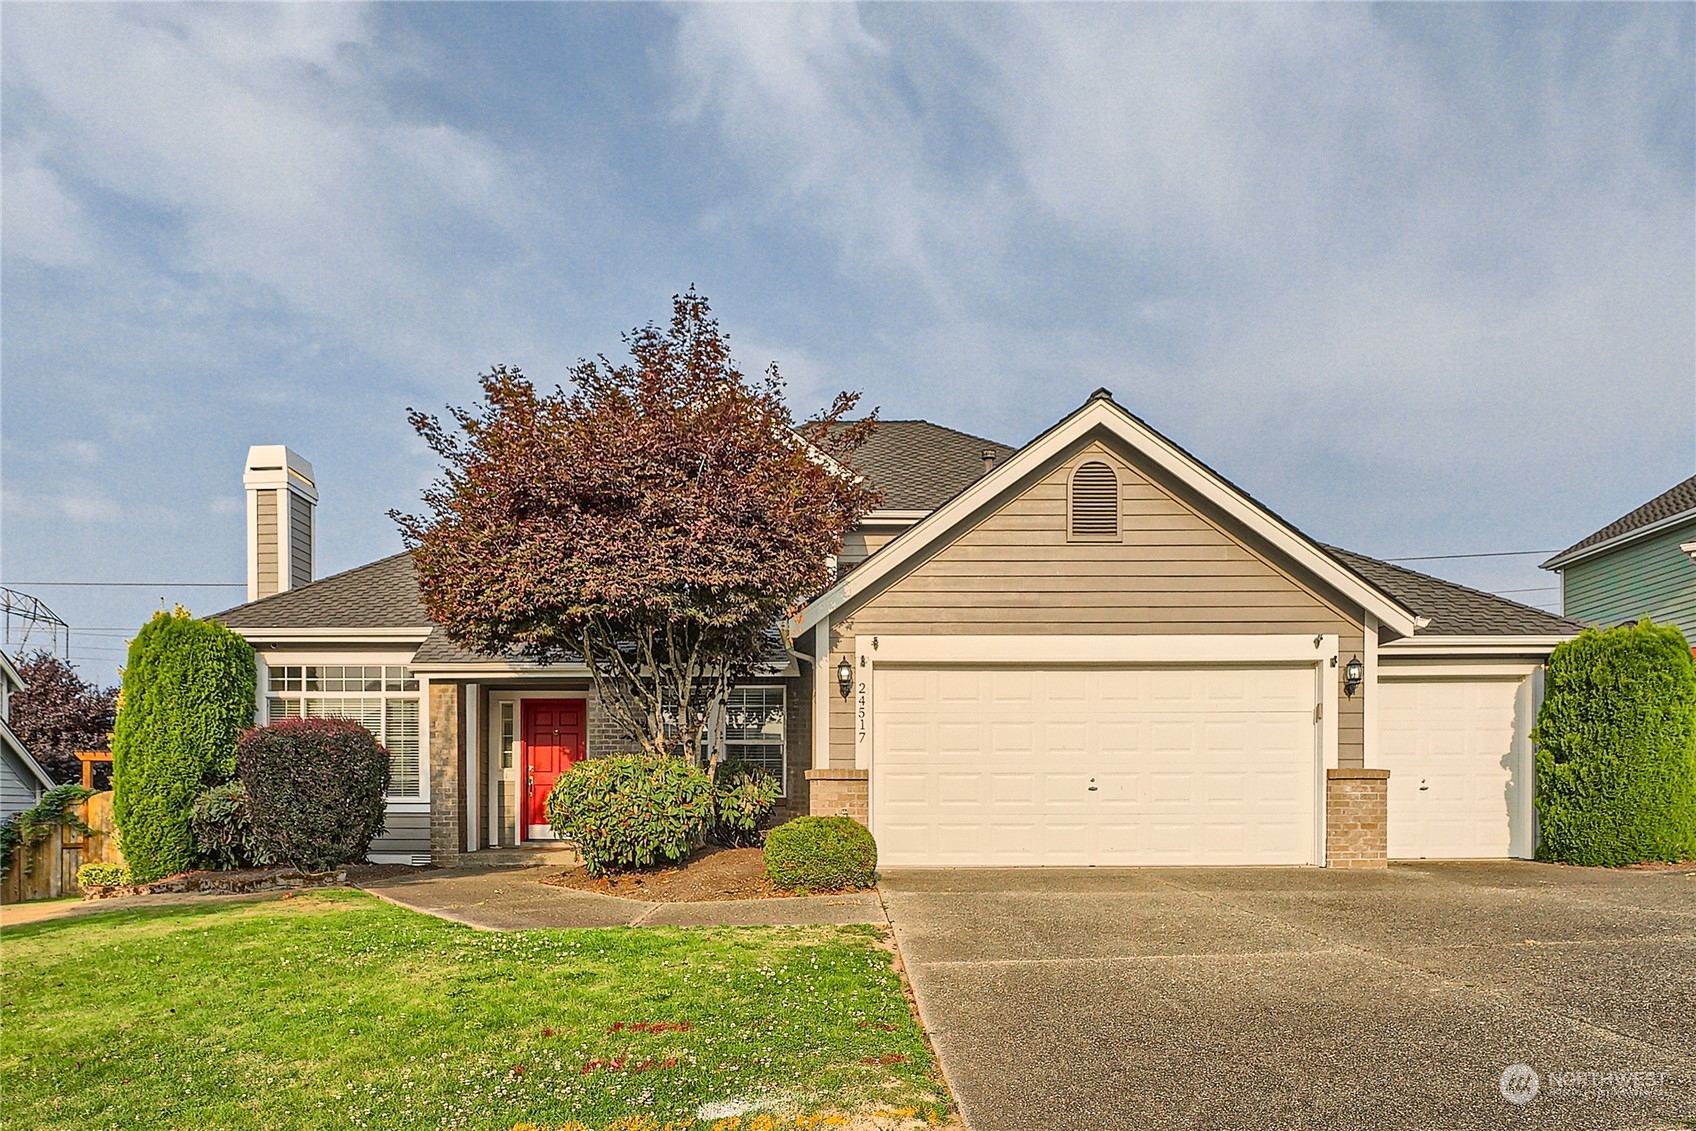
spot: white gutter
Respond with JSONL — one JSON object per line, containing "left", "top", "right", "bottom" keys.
{"left": 227, "top": 627, "right": 433, "bottom": 644}
{"left": 1380, "top": 634, "right": 1577, "bottom": 658}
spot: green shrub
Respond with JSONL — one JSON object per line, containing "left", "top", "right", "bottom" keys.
{"left": 238, "top": 718, "right": 388, "bottom": 872}
{"left": 1532, "top": 620, "right": 1696, "bottom": 865}
{"left": 76, "top": 862, "right": 131, "bottom": 889}
{"left": 709, "top": 759, "right": 782, "bottom": 847}
{"left": 544, "top": 753, "right": 713, "bottom": 875}
{"left": 190, "top": 781, "right": 275, "bottom": 870}
{"left": 763, "top": 816, "right": 877, "bottom": 892}
{"left": 111, "top": 609, "right": 256, "bottom": 881}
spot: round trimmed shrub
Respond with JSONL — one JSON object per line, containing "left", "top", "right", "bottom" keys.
{"left": 111, "top": 609, "right": 256, "bottom": 882}
{"left": 76, "top": 862, "right": 131, "bottom": 889}
{"left": 1531, "top": 620, "right": 1696, "bottom": 865}
{"left": 763, "top": 816, "right": 877, "bottom": 892}
{"left": 238, "top": 718, "right": 388, "bottom": 872}
{"left": 709, "top": 759, "right": 782, "bottom": 847}
{"left": 545, "top": 753, "right": 713, "bottom": 875}
{"left": 190, "top": 781, "right": 275, "bottom": 870}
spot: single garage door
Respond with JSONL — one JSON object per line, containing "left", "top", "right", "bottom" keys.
{"left": 873, "top": 664, "right": 1319, "bottom": 867}
{"left": 1376, "top": 675, "right": 1531, "bottom": 859}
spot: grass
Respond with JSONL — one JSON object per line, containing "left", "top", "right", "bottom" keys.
{"left": 0, "top": 891, "right": 948, "bottom": 1130}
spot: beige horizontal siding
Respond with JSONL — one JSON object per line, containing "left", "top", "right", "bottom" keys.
{"left": 256, "top": 490, "right": 279, "bottom": 598}
{"left": 829, "top": 440, "right": 1369, "bottom": 769}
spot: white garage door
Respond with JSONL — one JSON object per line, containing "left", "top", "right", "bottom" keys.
{"left": 872, "top": 665, "right": 1319, "bottom": 867}
{"left": 1376, "top": 676, "right": 1530, "bottom": 859}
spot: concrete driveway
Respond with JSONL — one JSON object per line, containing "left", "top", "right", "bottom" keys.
{"left": 881, "top": 862, "right": 1696, "bottom": 1131}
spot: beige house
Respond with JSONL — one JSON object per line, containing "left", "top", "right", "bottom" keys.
{"left": 217, "top": 391, "right": 1577, "bottom": 867}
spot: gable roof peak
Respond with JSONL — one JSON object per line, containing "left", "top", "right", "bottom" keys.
{"left": 1088, "top": 387, "right": 1115, "bottom": 402}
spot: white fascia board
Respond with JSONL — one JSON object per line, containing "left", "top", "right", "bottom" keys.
{"left": 1541, "top": 508, "right": 1696, "bottom": 571}
{"left": 0, "top": 650, "right": 25, "bottom": 694}
{"left": 234, "top": 628, "right": 433, "bottom": 644}
{"left": 858, "top": 510, "right": 930, "bottom": 524}
{"left": 796, "top": 398, "right": 1420, "bottom": 636}
{"left": 0, "top": 717, "right": 55, "bottom": 790}
{"left": 1682, "top": 540, "right": 1696, "bottom": 566}
{"left": 407, "top": 660, "right": 590, "bottom": 678}
{"left": 1380, "top": 634, "right": 1575, "bottom": 658}
{"left": 867, "top": 633, "right": 1336, "bottom": 666}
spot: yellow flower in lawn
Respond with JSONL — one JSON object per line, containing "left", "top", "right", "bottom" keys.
{"left": 607, "top": 1117, "right": 661, "bottom": 1131}
{"left": 710, "top": 1119, "right": 742, "bottom": 1131}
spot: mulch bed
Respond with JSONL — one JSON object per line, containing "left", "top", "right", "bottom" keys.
{"left": 541, "top": 845, "right": 856, "bottom": 902}
{"left": 83, "top": 865, "right": 347, "bottom": 900}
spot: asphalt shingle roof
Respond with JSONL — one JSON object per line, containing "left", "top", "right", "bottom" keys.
{"left": 1544, "top": 474, "right": 1696, "bottom": 566}
{"left": 214, "top": 427, "right": 1578, "bottom": 643}
{"left": 215, "top": 553, "right": 432, "bottom": 631}
{"left": 840, "top": 420, "right": 1016, "bottom": 511}
{"left": 1324, "top": 546, "right": 1580, "bottom": 636}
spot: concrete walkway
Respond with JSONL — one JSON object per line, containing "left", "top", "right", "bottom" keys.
{"left": 882, "top": 861, "right": 1696, "bottom": 1131}
{"left": 357, "top": 864, "right": 887, "bottom": 929}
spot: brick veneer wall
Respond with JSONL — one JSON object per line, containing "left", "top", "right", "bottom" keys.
{"left": 586, "top": 692, "right": 634, "bottom": 759}
{"left": 806, "top": 768, "right": 868, "bottom": 824}
{"left": 428, "top": 681, "right": 463, "bottom": 865}
{"left": 1326, "top": 767, "right": 1388, "bottom": 868}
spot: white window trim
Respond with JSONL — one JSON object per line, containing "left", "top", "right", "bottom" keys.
{"left": 484, "top": 691, "right": 589, "bottom": 845}
{"left": 258, "top": 652, "right": 425, "bottom": 801}
{"left": 721, "top": 684, "right": 788, "bottom": 797}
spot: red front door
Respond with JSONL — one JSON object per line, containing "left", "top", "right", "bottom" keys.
{"left": 524, "top": 699, "right": 585, "bottom": 829}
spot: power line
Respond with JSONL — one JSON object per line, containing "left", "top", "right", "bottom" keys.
{"left": 1383, "top": 550, "right": 1557, "bottom": 562}
{"left": 2, "top": 581, "right": 245, "bottom": 588}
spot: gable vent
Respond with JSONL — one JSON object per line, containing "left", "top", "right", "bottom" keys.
{"left": 1069, "top": 460, "right": 1120, "bottom": 539}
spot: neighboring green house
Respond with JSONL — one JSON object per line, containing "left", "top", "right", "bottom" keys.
{"left": 1542, "top": 475, "right": 1696, "bottom": 640}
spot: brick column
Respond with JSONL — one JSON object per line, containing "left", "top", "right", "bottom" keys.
{"left": 1326, "top": 767, "right": 1388, "bottom": 868}
{"left": 429, "top": 682, "right": 463, "bottom": 865}
{"left": 805, "top": 768, "right": 868, "bottom": 825}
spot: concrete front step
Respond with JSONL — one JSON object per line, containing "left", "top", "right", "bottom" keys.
{"left": 457, "top": 845, "right": 581, "bottom": 868}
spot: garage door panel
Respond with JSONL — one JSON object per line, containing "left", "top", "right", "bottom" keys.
{"left": 1377, "top": 676, "right": 1527, "bottom": 860}
{"left": 873, "top": 663, "right": 1318, "bottom": 866}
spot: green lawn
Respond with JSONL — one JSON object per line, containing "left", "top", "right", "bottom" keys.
{"left": 0, "top": 891, "right": 949, "bottom": 1130}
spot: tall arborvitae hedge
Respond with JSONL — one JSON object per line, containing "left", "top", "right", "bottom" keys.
{"left": 1531, "top": 620, "right": 1696, "bottom": 865}
{"left": 111, "top": 608, "right": 256, "bottom": 881}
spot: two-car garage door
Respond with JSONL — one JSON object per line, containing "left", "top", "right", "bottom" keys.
{"left": 873, "top": 665, "right": 1319, "bottom": 867}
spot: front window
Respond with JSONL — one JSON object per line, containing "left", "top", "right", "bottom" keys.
{"left": 721, "top": 686, "right": 786, "bottom": 796}
{"left": 266, "top": 665, "right": 422, "bottom": 797}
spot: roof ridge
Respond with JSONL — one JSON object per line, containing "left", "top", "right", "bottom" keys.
{"left": 843, "top": 418, "right": 1017, "bottom": 451}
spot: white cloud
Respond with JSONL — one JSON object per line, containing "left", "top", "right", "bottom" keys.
{"left": 670, "top": 5, "right": 1693, "bottom": 562}
{"left": 2, "top": 4, "right": 554, "bottom": 379}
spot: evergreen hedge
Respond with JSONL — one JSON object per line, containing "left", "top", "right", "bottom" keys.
{"left": 111, "top": 609, "right": 256, "bottom": 882}
{"left": 1531, "top": 620, "right": 1696, "bottom": 865}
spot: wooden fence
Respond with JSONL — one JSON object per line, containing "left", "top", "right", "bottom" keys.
{"left": 2, "top": 790, "right": 124, "bottom": 904}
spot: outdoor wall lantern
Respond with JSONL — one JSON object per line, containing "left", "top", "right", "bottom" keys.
{"left": 1343, "top": 655, "right": 1364, "bottom": 697}
{"left": 837, "top": 657, "right": 854, "bottom": 699}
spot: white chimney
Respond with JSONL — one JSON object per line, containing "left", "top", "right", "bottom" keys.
{"left": 244, "top": 445, "right": 317, "bottom": 602}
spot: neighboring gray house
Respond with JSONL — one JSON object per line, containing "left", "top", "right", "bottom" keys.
{"left": 1541, "top": 475, "right": 1696, "bottom": 643}
{"left": 216, "top": 391, "right": 1578, "bottom": 868}
{"left": 0, "top": 651, "right": 56, "bottom": 819}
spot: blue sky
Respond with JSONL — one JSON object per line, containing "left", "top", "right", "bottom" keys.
{"left": 3, "top": 3, "right": 1692, "bottom": 680}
